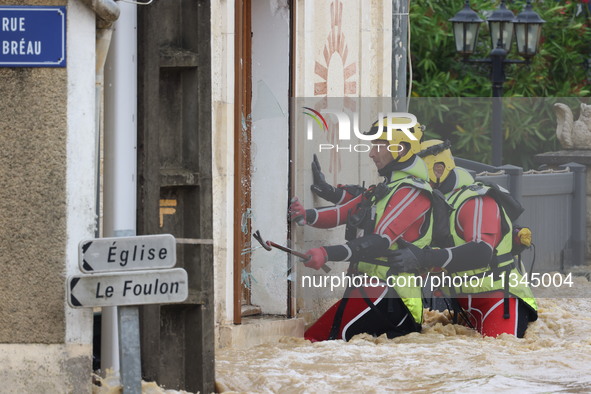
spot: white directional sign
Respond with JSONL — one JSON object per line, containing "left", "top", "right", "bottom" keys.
{"left": 79, "top": 234, "right": 176, "bottom": 273}
{"left": 67, "top": 268, "right": 188, "bottom": 308}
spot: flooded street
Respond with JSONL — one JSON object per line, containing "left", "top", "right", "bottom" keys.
{"left": 216, "top": 276, "right": 591, "bottom": 393}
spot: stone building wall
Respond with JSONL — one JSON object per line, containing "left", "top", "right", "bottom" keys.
{"left": 0, "top": 0, "right": 96, "bottom": 391}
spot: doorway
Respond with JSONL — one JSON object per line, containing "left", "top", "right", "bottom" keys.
{"left": 234, "top": 0, "right": 293, "bottom": 323}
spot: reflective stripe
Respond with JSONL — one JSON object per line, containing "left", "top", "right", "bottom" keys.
{"left": 440, "top": 249, "right": 453, "bottom": 269}
{"left": 396, "top": 313, "right": 409, "bottom": 327}
{"left": 456, "top": 211, "right": 464, "bottom": 233}
{"left": 382, "top": 233, "right": 393, "bottom": 246}
{"left": 513, "top": 300, "right": 519, "bottom": 335}
{"left": 476, "top": 197, "right": 483, "bottom": 242}
{"left": 341, "top": 286, "right": 388, "bottom": 340}
{"left": 481, "top": 299, "right": 504, "bottom": 326}
{"left": 471, "top": 197, "right": 478, "bottom": 242}
{"left": 336, "top": 190, "right": 346, "bottom": 205}
{"left": 310, "top": 209, "right": 319, "bottom": 225}
{"left": 376, "top": 188, "right": 420, "bottom": 235}
{"left": 342, "top": 244, "right": 352, "bottom": 262}
{"left": 377, "top": 191, "right": 421, "bottom": 236}
{"left": 464, "top": 295, "right": 481, "bottom": 328}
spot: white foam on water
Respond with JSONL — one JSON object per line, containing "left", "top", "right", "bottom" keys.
{"left": 216, "top": 278, "right": 591, "bottom": 392}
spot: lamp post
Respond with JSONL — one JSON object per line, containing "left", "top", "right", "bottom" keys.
{"left": 450, "top": 0, "right": 545, "bottom": 166}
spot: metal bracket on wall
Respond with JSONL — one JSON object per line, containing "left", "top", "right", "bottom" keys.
{"left": 176, "top": 238, "right": 213, "bottom": 245}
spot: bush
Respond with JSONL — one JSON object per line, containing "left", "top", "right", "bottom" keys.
{"left": 409, "top": 0, "right": 591, "bottom": 168}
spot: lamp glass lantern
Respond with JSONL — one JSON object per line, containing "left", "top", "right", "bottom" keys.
{"left": 487, "top": 0, "right": 515, "bottom": 52}
{"left": 449, "top": 1, "right": 483, "bottom": 56}
{"left": 514, "top": 0, "right": 546, "bottom": 58}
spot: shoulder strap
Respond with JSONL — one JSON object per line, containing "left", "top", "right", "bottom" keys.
{"left": 481, "top": 181, "right": 525, "bottom": 221}
{"left": 448, "top": 185, "right": 469, "bottom": 207}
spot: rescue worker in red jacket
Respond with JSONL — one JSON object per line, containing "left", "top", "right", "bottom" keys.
{"left": 391, "top": 140, "right": 538, "bottom": 338}
{"left": 289, "top": 117, "right": 434, "bottom": 342}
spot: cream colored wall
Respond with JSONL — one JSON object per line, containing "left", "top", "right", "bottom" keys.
{"left": 293, "top": 0, "right": 394, "bottom": 324}
{"left": 211, "top": 0, "right": 236, "bottom": 328}
{"left": 292, "top": 0, "right": 392, "bottom": 210}
{"left": 294, "top": 0, "right": 391, "bottom": 97}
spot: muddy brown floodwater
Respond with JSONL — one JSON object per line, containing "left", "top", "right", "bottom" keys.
{"left": 216, "top": 276, "right": 591, "bottom": 393}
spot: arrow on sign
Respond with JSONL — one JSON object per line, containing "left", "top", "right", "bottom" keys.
{"left": 67, "top": 268, "right": 188, "bottom": 308}
{"left": 69, "top": 277, "right": 83, "bottom": 307}
{"left": 79, "top": 234, "right": 176, "bottom": 273}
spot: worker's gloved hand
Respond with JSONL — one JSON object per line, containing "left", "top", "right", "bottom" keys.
{"left": 303, "top": 247, "right": 328, "bottom": 270}
{"left": 288, "top": 197, "right": 306, "bottom": 225}
{"left": 388, "top": 239, "right": 428, "bottom": 273}
{"left": 310, "top": 154, "right": 341, "bottom": 203}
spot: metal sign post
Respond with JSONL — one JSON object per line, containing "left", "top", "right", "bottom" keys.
{"left": 67, "top": 234, "right": 186, "bottom": 393}
{"left": 118, "top": 306, "right": 142, "bottom": 393}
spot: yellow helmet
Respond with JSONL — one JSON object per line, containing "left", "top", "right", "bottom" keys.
{"left": 419, "top": 139, "right": 455, "bottom": 184}
{"left": 366, "top": 116, "right": 424, "bottom": 162}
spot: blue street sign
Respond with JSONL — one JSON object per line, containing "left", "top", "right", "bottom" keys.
{"left": 0, "top": 6, "right": 66, "bottom": 67}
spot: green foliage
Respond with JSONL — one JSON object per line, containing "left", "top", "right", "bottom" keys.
{"left": 409, "top": 0, "right": 591, "bottom": 169}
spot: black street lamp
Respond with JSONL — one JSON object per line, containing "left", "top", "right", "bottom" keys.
{"left": 450, "top": 0, "right": 545, "bottom": 166}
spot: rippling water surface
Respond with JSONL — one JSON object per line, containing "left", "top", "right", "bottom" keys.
{"left": 216, "top": 277, "right": 591, "bottom": 393}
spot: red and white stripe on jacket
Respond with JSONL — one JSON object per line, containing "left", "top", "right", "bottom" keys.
{"left": 311, "top": 186, "right": 431, "bottom": 246}
{"left": 455, "top": 195, "right": 501, "bottom": 248}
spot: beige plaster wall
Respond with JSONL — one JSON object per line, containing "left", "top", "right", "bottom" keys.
{"left": 0, "top": 66, "right": 67, "bottom": 343}
{"left": 0, "top": 344, "right": 91, "bottom": 391}
{"left": 211, "top": 0, "right": 235, "bottom": 329}
{"left": 293, "top": 0, "right": 394, "bottom": 324}
{"left": 0, "top": 0, "right": 94, "bottom": 391}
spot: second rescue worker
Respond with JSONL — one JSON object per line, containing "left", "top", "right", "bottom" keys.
{"left": 289, "top": 117, "right": 434, "bottom": 341}
{"left": 391, "top": 140, "right": 538, "bottom": 338}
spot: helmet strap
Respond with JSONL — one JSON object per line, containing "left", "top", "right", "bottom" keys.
{"left": 378, "top": 155, "right": 414, "bottom": 178}
{"left": 437, "top": 170, "right": 457, "bottom": 195}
